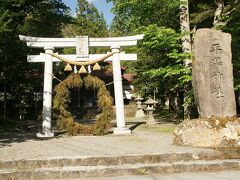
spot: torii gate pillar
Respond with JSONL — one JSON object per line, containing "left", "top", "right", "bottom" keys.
{"left": 37, "top": 47, "right": 55, "bottom": 138}
{"left": 111, "top": 46, "right": 131, "bottom": 135}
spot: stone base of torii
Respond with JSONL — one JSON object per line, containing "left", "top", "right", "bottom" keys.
{"left": 19, "top": 35, "right": 143, "bottom": 137}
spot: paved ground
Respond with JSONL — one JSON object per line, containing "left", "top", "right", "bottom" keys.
{"left": 59, "top": 171, "right": 240, "bottom": 180}
{"left": 0, "top": 122, "right": 217, "bottom": 161}
{"left": 1, "top": 121, "right": 240, "bottom": 179}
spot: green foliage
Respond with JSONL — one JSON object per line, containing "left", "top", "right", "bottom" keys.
{"left": 189, "top": 0, "right": 240, "bottom": 29}
{"left": 189, "top": 0, "right": 215, "bottom": 28}
{"left": 53, "top": 73, "right": 113, "bottom": 135}
{"left": 222, "top": 12, "right": 240, "bottom": 93}
{"left": 61, "top": 0, "right": 107, "bottom": 37}
{"left": 132, "top": 25, "right": 191, "bottom": 97}
{"left": 109, "top": 0, "right": 240, "bottom": 117}
{"left": 108, "top": 0, "right": 180, "bottom": 34}
{"left": 0, "top": 0, "right": 70, "bottom": 95}
{"left": 0, "top": 10, "right": 12, "bottom": 33}
{"left": 108, "top": 1, "right": 192, "bottom": 117}
{"left": 21, "top": 0, "right": 70, "bottom": 37}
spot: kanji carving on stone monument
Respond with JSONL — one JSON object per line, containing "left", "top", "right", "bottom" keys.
{"left": 209, "top": 43, "right": 224, "bottom": 98}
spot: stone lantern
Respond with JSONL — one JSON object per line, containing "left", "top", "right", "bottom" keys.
{"left": 135, "top": 96, "right": 145, "bottom": 118}
{"left": 15, "top": 96, "right": 30, "bottom": 128}
{"left": 144, "top": 98, "right": 158, "bottom": 125}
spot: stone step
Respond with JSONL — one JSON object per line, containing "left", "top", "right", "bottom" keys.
{"left": 1, "top": 159, "right": 240, "bottom": 180}
{"left": 1, "top": 151, "right": 239, "bottom": 170}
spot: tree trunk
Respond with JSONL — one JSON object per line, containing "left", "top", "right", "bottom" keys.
{"left": 168, "top": 92, "right": 176, "bottom": 112}
{"left": 180, "top": 0, "right": 192, "bottom": 66}
{"left": 176, "top": 90, "right": 184, "bottom": 118}
{"left": 214, "top": 0, "right": 224, "bottom": 28}
{"left": 180, "top": 0, "right": 192, "bottom": 119}
{"left": 3, "top": 55, "right": 7, "bottom": 122}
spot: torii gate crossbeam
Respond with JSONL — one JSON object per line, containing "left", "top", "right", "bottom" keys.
{"left": 19, "top": 34, "right": 144, "bottom": 137}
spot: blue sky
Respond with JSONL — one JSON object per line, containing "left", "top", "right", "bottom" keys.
{"left": 62, "top": 0, "right": 114, "bottom": 25}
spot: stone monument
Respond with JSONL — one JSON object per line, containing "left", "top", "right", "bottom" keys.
{"left": 192, "top": 28, "right": 236, "bottom": 118}
{"left": 174, "top": 29, "right": 240, "bottom": 148}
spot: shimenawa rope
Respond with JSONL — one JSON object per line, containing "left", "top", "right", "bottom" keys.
{"left": 44, "top": 52, "right": 115, "bottom": 66}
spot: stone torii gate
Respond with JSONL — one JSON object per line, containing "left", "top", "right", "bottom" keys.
{"left": 19, "top": 35, "right": 144, "bottom": 137}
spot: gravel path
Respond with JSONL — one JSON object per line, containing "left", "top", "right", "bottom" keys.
{"left": 0, "top": 124, "right": 217, "bottom": 161}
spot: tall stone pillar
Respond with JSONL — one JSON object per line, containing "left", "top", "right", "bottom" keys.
{"left": 192, "top": 29, "right": 236, "bottom": 118}
{"left": 37, "top": 47, "right": 54, "bottom": 137}
{"left": 111, "top": 46, "right": 131, "bottom": 135}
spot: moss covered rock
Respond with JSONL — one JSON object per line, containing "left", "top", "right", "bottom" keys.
{"left": 174, "top": 117, "right": 240, "bottom": 149}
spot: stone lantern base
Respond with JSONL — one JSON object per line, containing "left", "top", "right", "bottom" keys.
{"left": 146, "top": 120, "right": 157, "bottom": 126}
{"left": 174, "top": 117, "right": 240, "bottom": 149}
{"left": 135, "top": 109, "right": 145, "bottom": 118}
{"left": 146, "top": 109, "right": 157, "bottom": 126}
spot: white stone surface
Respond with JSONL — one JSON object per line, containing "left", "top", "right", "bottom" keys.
{"left": 76, "top": 36, "right": 89, "bottom": 57}
{"left": 19, "top": 34, "right": 144, "bottom": 48}
{"left": 111, "top": 46, "right": 130, "bottom": 133}
{"left": 113, "top": 128, "right": 131, "bottom": 135}
{"left": 36, "top": 131, "right": 54, "bottom": 138}
{"left": 41, "top": 47, "right": 54, "bottom": 136}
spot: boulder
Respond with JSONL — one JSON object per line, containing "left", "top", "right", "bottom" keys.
{"left": 174, "top": 117, "right": 240, "bottom": 148}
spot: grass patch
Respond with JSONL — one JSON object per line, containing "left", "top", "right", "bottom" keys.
{"left": 138, "top": 123, "right": 177, "bottom": 133}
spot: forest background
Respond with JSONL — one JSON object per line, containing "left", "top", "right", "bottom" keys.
{"left": 0, "top": 0, "right": 240, "bottom": 122}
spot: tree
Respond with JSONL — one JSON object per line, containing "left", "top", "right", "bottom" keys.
{"left": 61, "top": 0, "right": 108, "bottom": 38}
{"left": 108, "top": 0, "right": 180, "bottom": 34}
{"left": 180, "top": 0, "right": 193, "bottom": 118}
{"left": 190, "top": 0, "right": 240, "bottom": 29}
{"left": 132, "top": 25, "right": 191, "bottom": 116}
{"left": 0, "top": 0, "right": 69, "bottom": 92}
{"left": 0, "top": 11, "right": 11, "bottom": 34}
{"left": 108, "top": 0, "right": 193, "bottom": 117}
{"left": 21, "top": 0, "right": 70, "bottom": 37}
{"left": 0, "top": 0, "right": 38, "bottom": 121}
{"left": 180, "top": 0, "right": 191, "bottom": 65}
{"left": 109, "top": 0, "right": 240, "bottom": 117}
{"left": 0, "top": 0, "right": 70, "bottom": 121}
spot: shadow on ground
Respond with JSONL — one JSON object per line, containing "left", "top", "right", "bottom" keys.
{"left": 0, "top": 115, "right": 180, "bottom": 148}
{"left": 0, "top": 120, "right": 47, "bottom": 148}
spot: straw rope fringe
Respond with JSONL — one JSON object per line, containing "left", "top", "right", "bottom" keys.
{"left": 44, "top": 52, "right": 115, "bottom": 66}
